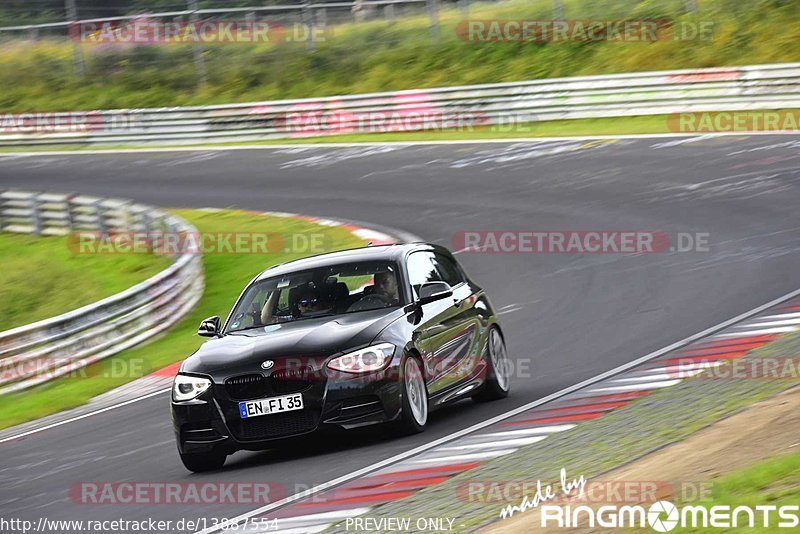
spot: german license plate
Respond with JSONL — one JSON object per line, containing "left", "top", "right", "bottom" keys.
{"left": 239, "top": 393, "right": 303, "bottom": 419}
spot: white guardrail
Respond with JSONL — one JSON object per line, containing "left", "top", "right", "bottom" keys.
{"left": 0, "top": 190, "right": 204, "bottom": 394}
{"left": 1, "top": 62, "right": 800, "bottom": 147}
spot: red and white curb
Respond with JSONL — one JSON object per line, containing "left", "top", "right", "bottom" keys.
{"left": 209, "top": 295, "right": 800, "bottom": 533}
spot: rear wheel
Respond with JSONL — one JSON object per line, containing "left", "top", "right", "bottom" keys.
{"left": 397, "top": 356, "right": 428, "bottom": 434}
{"left": 179, "top": 449, "right": 226, "bottom": 473}
{"left": 473, "top": 327, "right": 510, "bottom": 402}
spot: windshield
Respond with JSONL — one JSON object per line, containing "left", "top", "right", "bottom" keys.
{"left": 225, "top": 260, "right": 404, "bottom": 332}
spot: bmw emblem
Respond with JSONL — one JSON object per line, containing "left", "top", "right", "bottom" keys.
{"left": 261, "top": 360, "right": 274, "bottom": 370}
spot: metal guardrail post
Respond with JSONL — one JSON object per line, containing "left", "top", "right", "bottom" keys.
{"left": 553, "top": 0, "right": 564, "bottom": 20}
{"left": 65, "top": 194, "right": 75, "bottom": 232}
{"left": 93, "top": 199, "right": 107, "bottom": 234}
{"left": 31, "top": 194, "right": 43, "bottom": 235}
{"left": 64, "top": 0, "right": 85, "bottom": 78}
{"left": 459, "top": 0, "right": 469, "bottom": 18}
{"left": 316, "top": 4, "right": 327, "bottom": 40}
{"left": 187, "top": 0, "right": 208, "bottom": 87}
{"left": 427, "top": 0, "right": 439, "bottom": 44}
{"left": 303, "top": 2, "right": 316, "bottom": 52}
{"left": 385, "top": 3, "right": 395, "bottom": 25}
{"left": 141, "top": 209, "right": 153, "bottom": 236}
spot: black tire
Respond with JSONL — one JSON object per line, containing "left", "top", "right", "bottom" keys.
{"left": 473, "top": 327, "right": 511, "bottom": 402}
{"left": 179, "top": 449, "right": 227, "bottom": 472}
{"left": 397, "top": 356, "right": 428, "bottom": 434}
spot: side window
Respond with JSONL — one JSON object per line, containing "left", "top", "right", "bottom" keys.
{"left": 432, "top": 253, "right": 465, "bottom": 287}
{"left": 406, "top": 252, "right": 442, "bottom": 298}
{"left": 233, "top": 287, "right": 268, "bottom": 329}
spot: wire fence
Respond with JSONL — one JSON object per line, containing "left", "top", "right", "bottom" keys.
{"left": 0, "top": 0, "right": 706, "bottom": 87}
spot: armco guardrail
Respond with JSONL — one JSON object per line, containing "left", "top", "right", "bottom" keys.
{"left": 1, "top": 62, "right": 799, "bottom": 147}
{"left": 0, "top": 190, "right": 203, "bottom": 394}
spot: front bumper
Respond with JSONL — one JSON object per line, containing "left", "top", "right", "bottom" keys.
{"left": 171, "top": 359, "right": 404, "bottom": 454}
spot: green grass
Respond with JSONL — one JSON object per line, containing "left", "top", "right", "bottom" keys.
{"left": 0, "top": 209, "right": 366, "bottom": 430}
{"left": 0, "top": 232, "right": 171, "bottom": 330}
{"left": 668, "top": 450, "right": 800, "bottom": 532}
{"left": 0, "top": 0, "right": 798, "bottom": 111}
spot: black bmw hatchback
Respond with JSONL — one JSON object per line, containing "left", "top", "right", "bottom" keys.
{"left": 171, "top": 243, "right": 510, "bottom": 472}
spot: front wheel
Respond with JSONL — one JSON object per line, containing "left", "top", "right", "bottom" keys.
{"left": 397, "top": 356, "right": 428, "bottom": 434}
{"left": 473, "top": 327, "right": 511, "bottom": 402}
{"left": 179, "top": 448, "right": 226, "bottom": 473}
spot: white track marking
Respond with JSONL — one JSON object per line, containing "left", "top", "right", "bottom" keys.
{"left": 739, "top": 318, "right": 800, "bottom": 327}
{"left": 477, "top": 425, "right": 576, "bottom": 438}
{"left": 613, "top": 370, "right": 707, "bottom": 382}
{"left": 754, "top": 312, "right": 800, "bottom": 320}
{"left": 437, "top": 436, "right": 547, "bottom": 451}
{"left": 715, "top": 326, "right": 799, "bottom": 338}
{"left": 196, "top": 285, "right": 800, "bottom": 534}
{"left": 3, "top": 132, "right": 800, "bottom": 159}
{"left": 409, "top": 450, "right": 518, "bottom": 464}
{"left": 0, "top": 388, "right": 170, "bottom": 445}
{"left": 270, "top": 526, "right": 329, "bottom": 534}
{"left": 613, "top": 374, "right": 676, "bottom": 382}
{"left": 230, "top": 508, "right": 371, "bottom": 534}
{"left": 589, "top": 380, "right": 682, "bottom": 393}
{"left": 351, "top": 228, "right": 394, "bottom": 242}
{"left": 635, "top": 362, "right": 722, "bottom": 376}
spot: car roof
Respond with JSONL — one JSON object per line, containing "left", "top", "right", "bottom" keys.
{"left": 254, "top": 242, "right": 446, "bottom": 281}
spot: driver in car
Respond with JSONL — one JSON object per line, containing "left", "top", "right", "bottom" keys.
{"left": 297, "top": 288, "right": 325, "bottom": 315}
{"left": 373, "top": 269, "right": 399, "bottom": 305}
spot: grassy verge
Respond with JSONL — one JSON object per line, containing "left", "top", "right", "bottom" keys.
{"left": 1, "top": 0, "right": 799, "bottom": 111}
{"left": 4, "top": 111, "right": 798, "bottom": 154}
{"left": 0, "top": 209, "right": 366, "bottom": 430}
{"left": 673, "top": 451, "right": 800, "bottom": 533}
{"left": 0, "top": 232, "right": 171, "bottom": 330}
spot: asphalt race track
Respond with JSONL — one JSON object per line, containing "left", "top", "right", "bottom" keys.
{"left": 1, "top": 135, "right": 799, "bottom": 529}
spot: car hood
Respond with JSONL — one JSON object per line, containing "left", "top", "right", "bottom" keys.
{"left": 181, "top": 308, "right": 404, "bottom": 376}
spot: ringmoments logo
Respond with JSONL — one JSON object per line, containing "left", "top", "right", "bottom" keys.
{"left": 496, "top": 469, "right": 800, "bottom": 530}
{"left": 538, "top": 500, "right": 800, "bottom": 530}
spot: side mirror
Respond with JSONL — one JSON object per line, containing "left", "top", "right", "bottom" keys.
{"left": 198, "top": 316, "right": 221, "bottom": 337}
{"left": 417, "top": 282, "right": 453, "bottom": 305}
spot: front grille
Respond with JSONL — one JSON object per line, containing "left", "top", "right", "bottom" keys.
{"left": 233, "top": 410, "right": 320, "bottom": 440}
{"left": 269, "top": 366, "right": 316, "bottom": 394}
{"left": 225, "top": 374, "right": 267, "bottom": 400}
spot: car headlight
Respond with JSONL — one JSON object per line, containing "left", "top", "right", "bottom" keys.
{"left": 172, "top": 374, "right": 212, "bottom": 401}
{"left": 327, "top": 343, "right": 395, "bottom": 374}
